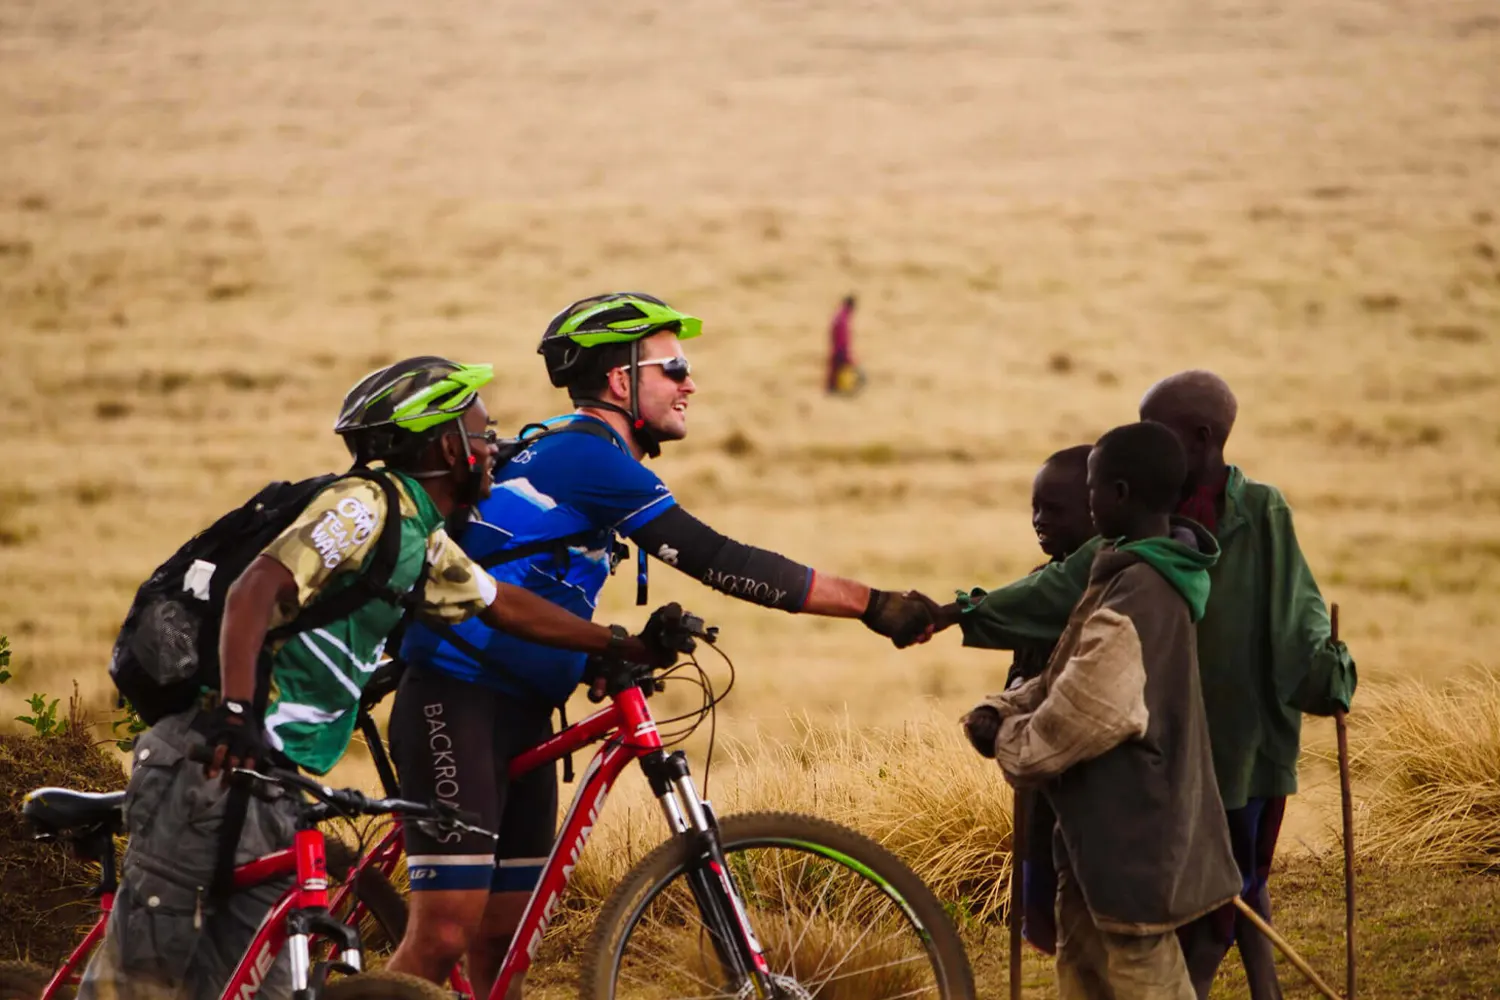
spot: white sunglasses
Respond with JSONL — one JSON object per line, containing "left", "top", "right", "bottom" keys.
{"left": 613, "top": 357, "right": 692, "bottom": 383}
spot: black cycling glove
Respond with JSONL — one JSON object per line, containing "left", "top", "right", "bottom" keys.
{"left": 199, "top": 698, "right": 265, "bottom": 775}
{"left": 640, "top": 602, "right": 698, "bottom": 663}
{"left": 862, "top": 590, "right": 936, "bottom": 648}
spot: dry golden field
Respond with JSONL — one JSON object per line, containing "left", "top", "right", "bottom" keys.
{"left": 1, "top": 0, "right": 1498, "bottom": 991}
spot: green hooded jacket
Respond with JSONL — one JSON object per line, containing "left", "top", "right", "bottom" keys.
{"left": 1118, "top": 531, "right": 1216, "bottom": 622}
{"left": 957, "top": 470, "right": 1358, "bottom": 810}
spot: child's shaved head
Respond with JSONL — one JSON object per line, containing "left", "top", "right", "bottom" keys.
{"left": 1092, "top": 422, "right": 1190, "bottom": 517}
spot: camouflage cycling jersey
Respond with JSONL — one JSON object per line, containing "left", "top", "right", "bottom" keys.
{"left": 258, "top": 472, "right": 495, "bottom": 773}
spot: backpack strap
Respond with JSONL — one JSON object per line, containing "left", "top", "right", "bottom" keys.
{"left": 266, "top": 470, "right": 411, "bottom": 641}
{"left": 473, "top": 416, "right": 635, "bottom": 575}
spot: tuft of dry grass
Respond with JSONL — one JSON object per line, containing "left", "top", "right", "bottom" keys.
{"left": 1351, "top": 673, "right": 1500, "bottom": 870}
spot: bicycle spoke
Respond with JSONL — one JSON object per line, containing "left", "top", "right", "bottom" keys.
{"left": 809, "top": 953, "right": 935, "bottom": 992}
{"left": 775, "top": 847, "right": 797, "bottom": 984}
{"left": 804, "top": 904, "right": 881, "bottom": 985}
{"left": 617, "top": 961, "right": 727, "bottom": 999}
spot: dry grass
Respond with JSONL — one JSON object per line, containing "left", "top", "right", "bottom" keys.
{"left": 1350, "top": 673, "right": 1500, "bottom": 870}
{"left": 571, "top": 715, "right": 1013, "bottom": 921}
{"left": 3, "top": 0, "right": 1499, "bottom": 741}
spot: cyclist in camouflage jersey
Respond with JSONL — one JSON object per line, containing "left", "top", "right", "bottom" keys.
{"left": 80, "top": 357, "right": 673, "bottom": 1000}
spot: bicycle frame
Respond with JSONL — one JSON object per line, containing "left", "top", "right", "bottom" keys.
{"left": 38, "top": 681, "right": 754, "bottom": 1000}
{"left": 39, "top": 893, "right": 111, "bottom": 999}
{"left": 485, "top": 683, "right": 771, "bottom": 999}
{"left": 39, "top": 825, "right": 362, "bottom": 1000}
{"left": 222, "top": 826, "right": 365, "bottom": 998}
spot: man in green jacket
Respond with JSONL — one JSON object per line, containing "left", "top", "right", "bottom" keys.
{"left": 929, "top": 370, "right": 1356, "bottom": 1000}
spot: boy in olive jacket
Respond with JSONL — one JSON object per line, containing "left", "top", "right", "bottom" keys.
{"left": 965, "top": 422, "right": 1239, "bottom": 1000}
{"left": 1008, "top": 444, "right": 1095, "bottom": 955}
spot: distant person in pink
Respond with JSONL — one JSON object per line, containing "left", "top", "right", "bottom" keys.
{"left": 826, "top": 294, "right": 858, "bottom": 394}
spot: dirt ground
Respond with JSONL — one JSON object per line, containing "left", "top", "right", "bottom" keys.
{"left": 1, "top": 0, "right": 1498, "bottom": 879}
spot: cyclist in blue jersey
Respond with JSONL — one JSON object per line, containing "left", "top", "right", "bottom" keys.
{"left": 386, "top": 292, "right": 938, "bottom": 996}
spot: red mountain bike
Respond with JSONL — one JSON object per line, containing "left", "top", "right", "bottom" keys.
{"left": 347, "top": 613, "right": 977, "bottom": 999}
{"left": 6, "top": 759, "right": 489, "bottom": 999}
{"left": 7, "top": 614, "right": 976, "bottom": 999}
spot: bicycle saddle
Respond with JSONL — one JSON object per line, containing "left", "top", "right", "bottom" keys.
{"left": 22, "top": 787, "right": 127, "bottom": 838}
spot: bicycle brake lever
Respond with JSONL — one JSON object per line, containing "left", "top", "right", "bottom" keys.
{"left": 455, "top": 820, "right": 499, "bottom": 842}
{"left": 677, "top": 612, "right": 717, "bottom": 645}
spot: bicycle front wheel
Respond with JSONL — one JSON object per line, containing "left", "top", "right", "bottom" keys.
{"left": 580, "top": 811, "right": 975, "bottom": 1000}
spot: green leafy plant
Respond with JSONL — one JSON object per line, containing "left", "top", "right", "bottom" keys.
{"left": 16, "top": 692, "right": 67, "bottom": 737}
{"left": 111, "top": 699, "right": 148, "bottom": 751}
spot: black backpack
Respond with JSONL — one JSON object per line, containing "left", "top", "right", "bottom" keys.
{"left": 111, "top": 469, "right": 409, "bottom": 725}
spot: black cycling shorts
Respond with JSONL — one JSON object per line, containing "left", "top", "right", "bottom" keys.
{"left": 388, "top": 666, "right": 557, "bottom": 894}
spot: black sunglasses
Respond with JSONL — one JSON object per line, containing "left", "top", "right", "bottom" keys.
{"left": 623, "top": 356, "right": 692, "bottom": 383}
{"left": 466, "top": 422, "right": 499, "bottom": 446}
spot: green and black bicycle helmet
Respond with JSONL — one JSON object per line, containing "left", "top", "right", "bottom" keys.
{"left": 537, "top": 293, "right": 701, "bottom": 459}
{"left": 538, "top": 292, "right": 701, "bottom": 389}
{"left": 335, "top": 356, "right": 493, "bottom": 468}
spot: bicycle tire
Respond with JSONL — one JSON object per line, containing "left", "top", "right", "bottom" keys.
{"left": 0, "top": 960, "right": 70, "bottom": 1000}
{"left": 350, "top": 864, "right": 409, "bottom": 952}
{"left": 320, "top": 969, "right": 450, "bottom": 999}
{"left": 580, "top": 811, "right": 976, "bottom": 1000}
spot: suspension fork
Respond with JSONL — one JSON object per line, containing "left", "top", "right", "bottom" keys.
{"left": 642, "top": 750, "right": 775, "bottom": 997}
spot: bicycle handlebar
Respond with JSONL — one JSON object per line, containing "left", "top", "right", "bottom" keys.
{"left": 587, "top": 610, "right": 719, "bottom": 703}
{"left": 186, "top": 746, "right": 494, "bottom": 840}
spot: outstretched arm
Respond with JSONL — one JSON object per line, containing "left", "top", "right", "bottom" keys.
{"left": 940, "top": 538, "right": 1100, "bottom": 650}
{"left": 629, "top": 505, "right": 932, "bottom": 643}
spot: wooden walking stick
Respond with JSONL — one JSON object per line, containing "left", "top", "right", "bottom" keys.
{"left": 1233, "top": 897, "right": 1343, "bottom": 1000}
{"left": 1332, "top": 603, "right": 1357, "bottom": 1000}
{"left": 1009, "top": 789, "right": 1026, "bottom": 1000}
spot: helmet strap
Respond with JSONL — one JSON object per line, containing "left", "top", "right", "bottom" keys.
{"left": 627, "top": 341, "right": 662, "bottom": 459}
{"left": 448, "top": 424, "right": 486, "bottom": 508}
{"left": 572, "top": 344, "right": 662, "bottom": 459}
{"left": 401, "top": 424, "right": 483, "bottom": 509}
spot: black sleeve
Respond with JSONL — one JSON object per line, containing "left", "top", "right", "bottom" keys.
{"left": 628, "top": 505, "right": 814, "bottom": 612}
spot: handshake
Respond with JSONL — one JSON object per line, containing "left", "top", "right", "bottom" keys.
{"left": 861, "top": 590, "right": 961, "bottom": 649}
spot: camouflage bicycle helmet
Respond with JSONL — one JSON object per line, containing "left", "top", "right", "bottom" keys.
{"left": 335, "top": 356, "right": 493, "bottom": 467}
{"left": 538, "top": 292, "right": 701, "bottom": 389}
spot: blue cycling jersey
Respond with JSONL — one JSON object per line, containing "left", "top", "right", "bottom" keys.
{"left": 401, "top": 416, "right": 675, "bottom": 705}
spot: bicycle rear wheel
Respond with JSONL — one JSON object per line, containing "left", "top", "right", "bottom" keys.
{"left": 347, "top": 864, "right": 408, "bottom": 953}
{"left": 580, "top": 811, "right": 975, "bottom": 1000}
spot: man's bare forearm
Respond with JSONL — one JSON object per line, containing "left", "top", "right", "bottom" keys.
{"left": 800, "top": 573, "right": 872, "bottom": 618}
{"left": 219, "top": 556, "right": 297, "bottom": 702}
